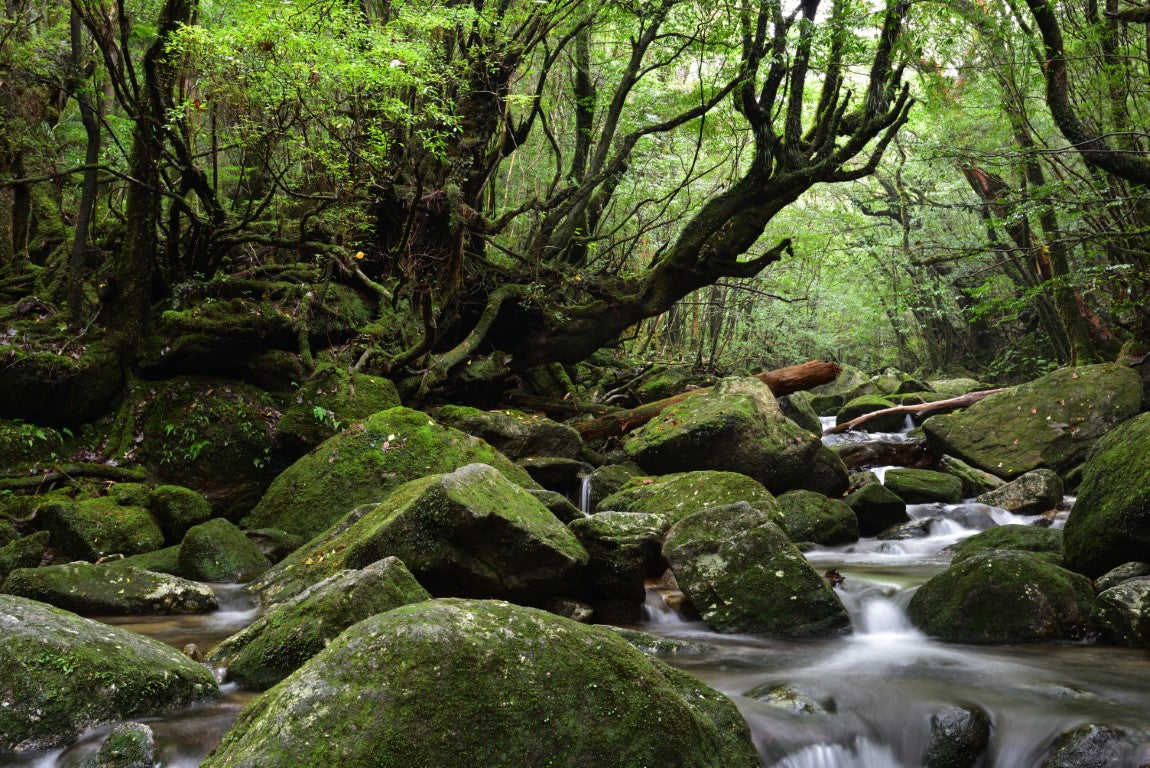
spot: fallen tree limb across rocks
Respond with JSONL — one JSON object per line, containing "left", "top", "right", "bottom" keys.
{"left": 823, "top": 388, "right": 1009, "bottom": 435}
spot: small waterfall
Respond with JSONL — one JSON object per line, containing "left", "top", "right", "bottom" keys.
{"left": 857, "top": 597, "right": 917, "bottom": 635}
{"left": 775, "top": 740, "right": 906, "bottom": 768}
{"left": 578, "top": 475, "right": 592, "bottom": 517}
{"left": 900, "top": 414, "right": 914, "bottom": 433}
{"left": 641, "top": 588, "right": 690, "bottom": 625}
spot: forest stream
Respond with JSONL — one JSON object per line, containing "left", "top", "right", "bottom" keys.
{"left": 5, "top": 424, "right": 1150, "bottom": 768}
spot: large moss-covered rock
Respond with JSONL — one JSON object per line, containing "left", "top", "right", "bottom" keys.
{"left": 0, "top": 594, "right": 217, "bottom": 751}
{"left": 951, "top": 525, "right": 1063, "bottom": 565}
{"left": 597, "top": 470, "right": 782, "bottom": 526}
{"left": 277, "top": 364, "right": 401, "bottom": 453}
{"left": 907, "top": 551, "right": 1095, "bottom": 643}
{"left": 568, "top": 511, "right": 669, "bottom": 601}
{"left": 201, "top": 599, "right": 759, "bottom": 768}
{"left": 0, "top": 530, "right": 49, "bottom": 585}
{"left": 1092, "top": 577, "right": 1150, "bottom": 648}
{"left": 584, "top": 463, "right": 643, "bottom": 511}
{"left": 975, "top": 469, "right": 1063, "bottom": 514}
{"left": 775, "top": 490, "right": 859, "bottom": 545}
{"left": 662, "top": 502, "right": 850, "bottom": 637}
{"left": 255, "top": 464, "right": 587, "bottom": 606}
{"left": 1, "top": 561, "right": 217, "bottom": 614}
{"left": 435, "top": 405, "right": 583, "bottom": 460}
{"left": 622, "top": 377, "right": 847, "bottom": 496}
{"left": 47, "top": 496, "right": 165, "bottom": 561}
{"left": 119, "top": 545, "right": 182, "bottom": 576}
{"left": 1062, "top": 413, "right": 1150, "bottom": 577}
{"left": 835, "top": 395, "right": 903, "bottom": 432}
{"left": 938, "top": 455, "right": 1005, "bottom": 498}
{"left": 928, "top": 378, "right": 984, "bottom": 397}
{"left": 242, "top": 407, "right": 538, "bottom": 539}
{"left": 883, "top": 468, "right": 963, "bottom": 505}
{"left": 80, "top": 722, "right": 155, "bottom": 768}
{"left": 211, "top": 557, "right": 430, "bottom": 690}
{"left": 178, "top": 518, "right": 271, "bottom": 582}
{"left": 0, "top": 340, "right": 122, "bottom": 427}
{"left": 843, "top": 483, "right": 909, "bottom": 536}
{"left": 778, "top": 392, "right": 823, "bottom": 434}
{"left": 147, "top": 484, "right": 213, "bottom": 543}
{"left": 922, "top": 364, "right": 1142, "bottom": 479}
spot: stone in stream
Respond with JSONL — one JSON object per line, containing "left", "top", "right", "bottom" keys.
{"left": 662, "top": 502, "right": 850, "bottom": 637}
{"left": 241, "top": 406, "right": 540, "bottom": 539}
{"left": 950, "top": 525, "right": 1063, "bottom": 566}
{"left": 835, "top": 394, "right": 904, "bottom": 432}
{"left": 924, "top": 705, "right": 991, "bottom": 768}
{"left": 843, "top": 483, "right": 909, "bottom": 537}
{"left": 1041, "top": 723, "right": 1150, "bottom": 768}
{"left": 1091, "top": 577, "right": 1150, "bottom": 648}
{"left": 622, "top": 377, "right": 848, "bottom": 497}
{"left": 922, "top": 363, "right": 1142, "bottom": 479}
{"left": 1062, "top": 412, "right": 1150, "bottom": 578}
{"left": 744, "top": 682, "right": 835, "bottom": 715}
{"left": 907, "top": 550, "right": 1094, "bottom": 644}
{"left": 568, "top": 511, "right": 669, "bottom": 602}
{"left": 252, "top": 464, "right": 587, "bottom": 607}
{"left": 938, "top": 455, "right": 1005, "bottom": 497}
{"left": 882, "top": 468, "right": 963, "bottom": 505}
{"left": 210, "top": 556, "right": 431, "bottom": 690}
{"left": 79, "top": 722, "right": 156, "bottom": 768}
{"left": 200, "top": 599, "right": 760, "bottom": 768}
{"left": 177, "top": 517, "right": 271, "bottom": 582}
{"left": 0, "top": 561, "right": 218, "bottom": 614}
{"left": 597, "top": 469, "right": 783, "bottom": 525}
{"left": 0, "top": 594, "right": 218, "bottom": 752}
{"left": 775, "top": 490, "right": 859, "bottom": 545}
{"left": 975, "top": 469, "right": 1063, "bottom": 515}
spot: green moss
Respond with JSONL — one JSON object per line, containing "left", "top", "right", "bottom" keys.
{"left": 597, "top": 470, "right": 782, "bottom": 525}
{"left": 951, "top": 525, "right": 1063, "bottom": 565}
{"left": 2, "top": 561, "right": 217, "bottom": 614}
{"left": 277, "top": 364, "right": 401, "bottom": 452}
{"left": 148, "top": 484, "right": 213, "bottom": 543}
{"left": 0, "top": 419, "right": 66, "bottom": 471}
{"left": 81, "top": 722, "right": 155, "bottom": 768}
{"left": 775, "top": 490, "right": 859, "bottom": 545}
{"left": 201, "top": 599, "right": 759, "bottom": 768}
{"left": 0, "top": 531, "right": 50, "bottom": 585}
{"left": 435, "top": 405, "right": 583, "bottom": 460}
{"left": 119, "top": 545, "right": 183, "bottom": 576}
{"left": 178, "top": 518, "right": 271, "bottom": 582}
{"left": 0, "top": 339, "right": 122, "bottom": 427}
{"left": 242, "top": 407, "right": 540, "bottom": 539}
{"left": 0, "top": 594, "right": 218, "bottom": 751}
{"left": 883, "top": 468, "right": 963, "bottom": 504}
{"left": 907, "top": 551, "right": 1094, "bottom": 643}
{"left": 48, "top": 496, "right": 165, "bottom": 561}
{"left": 835, "top": 395, "right": 901, "bottom": 432}
{"left": 569, "top": 511, "right": 670, "bottom": 601}
{"left": 843, "top": 484, "right": 908, "bottom": 536}
{"left": 108, "top": 483, "right": 152, "bottom": 508}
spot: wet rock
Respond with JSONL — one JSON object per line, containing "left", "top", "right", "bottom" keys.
{"left": 907, "top": 551, "right": 1094, "bottom": 644}
{"left": 585, "top": 462, "right": 643, "bottom": 511}
{"left": 178, "top": 518, "right": 272, "bottom": 582}
{"left": 0, "top": 530, "right": 49, "bottom": 584}
{"left": 779, "top": 391, "right": 823, "bottom": 433}
{"left": 46, "top": 496, "right": 165, "bottom": 561}
{"left": 434, "top": 405, "right": 583, "bottom": 460}
{"left": 604, "top": 626, "right": 708, "bottom": 657}
{"left": 935, "top": 503, "right": 997, "bottom": 531}
{"left": 1095, "top": 562, "right": 1150, "bottom": 592}
{"left": 843, "top": 483, "right": 909, "bottom": 537}
{"left": 951, "top": 525, "right": 1063, "bottom": 566}
{"left": 1063, "top": 412, "right": 1150, "bottom": 578}
{"left": 939, "top": 455, "right": 1005, "bottom": 497}
{"left": 922, "top": 363, "right": 1142, "bottom": 479}
{"left": 253, "top": 464, "right": 587, "bottom": 607}
{"left": 242, "top": 406, "right": 539, "bottom": 539}
{"left": 569, "top": 511, "right": 669, "bottom": 601}
{"left": 924, "top": 705, "right": 991, "bottom": 768}
{"left": 836, "top": 395, "right": 903, "bottom": 432}
{"left": 200, "top": 599, "right": 760, "bottom": 768}
{"left": 243, "top": 528, "right": 305, "bottom": 563}
{"left": 147, "top": 484, "right": 213, "bottom": 543}
{"left": 878, "top": 518, "right": 935, "bottom": 540}
{"left": 623, "top": 377, "right": 847, "bottom": 496}
{"left": 0, "top": 594, "right": 217, "bottom": 751}
{"left": 211, "top": 557, "right": 430, "bottom": 690}
{"left": 976, "top": 469, "right": 1063, "bottom": 515}
{"left": 80, "top": 722, "right": 155, "bottom": 768}
{"left": 662, "top": 502, "right": 850, "bottom": 637}
{"left": 276, "top": 363, "right": 401, "bottom": 453}
{"left": 1, "top": 561, "right": 218, "bottom": 614}
{"left": 883, "top": 468, "right": 963, "bottom": 505}
{"left": 807, "top": 365, "right": 869, "bottom": 415}
{"left": 745, "top": 682, "right": 834, "bottom": 715}
{"left": 598, "top": 470, "right": 782, "bottom": 525}
{"left": 1092, "top": 576, "right": 1150, "bottom": 648}
{"left": 1041, "top": 723, "right": 1147, "bottom": 768}
{"left": 118, "top": 545, "right": 182, "bottom": 576}
{"left": 527, "top": 489, "right": 585, "bottom": 523}
{"left": 776, "top": 490, "right": 859, "bottom": 545}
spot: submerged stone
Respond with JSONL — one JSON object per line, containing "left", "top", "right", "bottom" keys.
{"left": 1041, "top": 723, "right": 1149, "bottom": 768}
{"left": 80, "top": 722, "right": 155, "bottom": 768}
{"left": 201, "top": 599, "right": 760, "bottom": 768}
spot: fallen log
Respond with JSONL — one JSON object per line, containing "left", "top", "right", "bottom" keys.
{"left": 834, "top": 439, "right": 933, "bottom": 471}
{"left": 822, "top": 388, "right": 1009, "bottom": 435}
{"left": 0, "top": 463, "right": 147, "bottom": 493}
{"left": 573, "top": 360, "right": 842, "bottom": 441}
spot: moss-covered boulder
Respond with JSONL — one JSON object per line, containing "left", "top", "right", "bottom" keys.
{"left": 924, "top": 705, "right": 991, "bottom": 768}
{"left": 775, "top": 490, "right": 860, "bottom": 545}
{"left": 277, "top": 364, "right": 401, "bottom": 453}
{"left": 662, "top": 502, "right": 850, "bottom": 637}
{"left": 928, "top": 378, "right": 984, "bottom": 397}
{"left": 623, "top": 377, "right": 847, "bottom": 496}
{"left": 835, "top": 395, "right": 903, "bottom": 432}
{"left": 568, "top": 512, "right": 670, "bottom": 601}
{"left": 147, "top": 484, "right": 213, "bottom": 543}
{"left": 179, "top": 518, "right": 272, "bottom": 582}
{"left": 883, "top": 468, "right": 963, "bottom": 505}
{"left": 950, "top": 525, "right": 1063, "bottom": 565}
{"left": 201, "top": 598, "right": 759, "bottom": 768}
{"left": 597, "top": 470, "right": 782, "bottom": 526}
{"left": 435, "top": 405, "right": 583, "bottom": 460}
{"left": 938, "top": 455, "right": 1005, "bottom": 498}
{"left": 47, "top": 496, "right": 165, "bottom": 561}
{"left": 843, "top": 483, "right": 909, "bottom": 536}
{"left": 119, "top": 545, "right": 182, "bottom": 576}
{"left": 0, "top": 518, "right": 18, "bottom": 548}
{"left": 1096, "top": 562, "right": 1150, "bottom": 592}
{"left": 634, "top": 366, "right": 716, "bottom": 402}
{"left": 1062, "top": 413, "right": 1150, "bottom": 578}
{"left": 1091, "top": 577, "right": 1150, "bottom": 648}
{"left": 80, "top": 722, "right": 156, "bottom": 768}
{"left": 244, "top": 528, "right": 305, "bottom": 563}
{"left": 0, "top": 530, "right": 49, "bottom": 585}
{"left": 0, "top": 340, "right": 122, "bottom": 427}
{"left": 778, "top": 392, "right": 823, "bottom": 434}
{"left": 211, "top": 557, "right": 430, "bottom": 690}
{"left": 585, "top": 463, "right": 643, "bottom": 511}
{"left": 907, "top": 551, "right": 1095, "bottom": 643}
{"left": 1, "top": 561, "right": 217, "bottom": 614}
{"left": 975, "top": 469, "right": 1063, "bottom": 514}
{"left": 922, "top": 364, "right": 1142, "bottom": 479}
{"left": 0, "top": 419, "right": 68, "bottom": 473}
{"left": 0, "top": 594, "right": 218, "bottom": 751}
{"left": 242, "top": 407, "right": 538, "bottom": 539}
{"left": 807, "top": 365, "right": 868, "bottom": 415}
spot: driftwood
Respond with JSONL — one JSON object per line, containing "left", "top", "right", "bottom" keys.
{"left": 834, "top": 439, "right": 933, "bottom": 471}
{"left": 823, "top": 388, "right": 1009, "bottom": 435}
{"left": 573, "top": 360, "right": 842, "bottom": 441}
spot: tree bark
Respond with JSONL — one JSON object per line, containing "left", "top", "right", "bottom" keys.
{"left": 823, "top": 388, "right": 1009, "bottom": 434}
